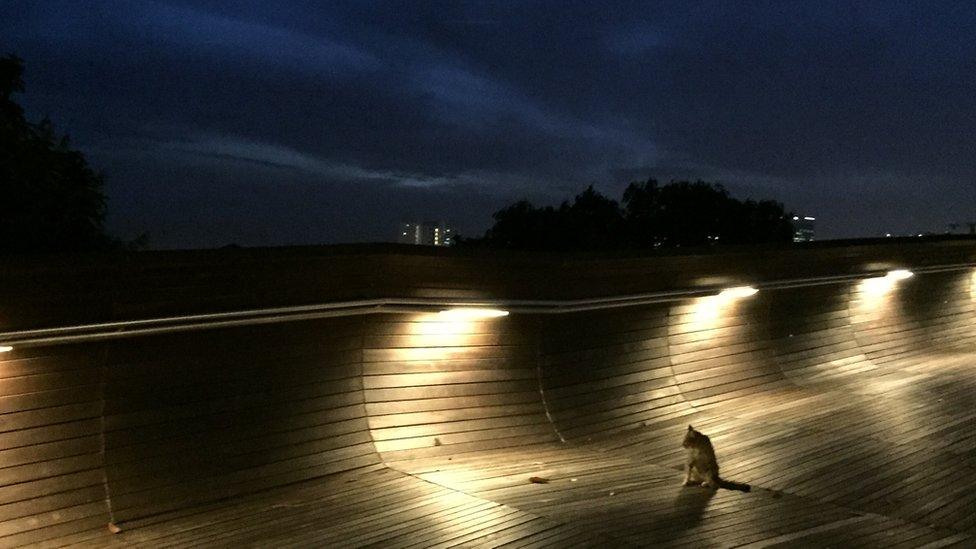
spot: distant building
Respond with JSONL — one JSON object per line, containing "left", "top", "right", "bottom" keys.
{"left": 399, "top": 221, "right": 455, "bottom": 246}
{"left": 792, "top": 216, "right": 816, "bottom": 242}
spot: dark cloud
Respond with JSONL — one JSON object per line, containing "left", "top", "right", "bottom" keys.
{"left": 4, "top": 0, "right": 975, "bottom": 247}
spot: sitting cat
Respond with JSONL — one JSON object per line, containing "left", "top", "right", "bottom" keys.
{"left": 681, "top": 425, "right": 750, "bottom": 492}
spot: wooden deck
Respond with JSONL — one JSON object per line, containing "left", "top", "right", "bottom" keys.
{"left": 2, "top": 242, "right": 975, "bottom": 547}
{"left": 55, "top": 467, "right": 613, "bottom": 548}
{"left": 38, "top": 350, "right": 973, "bottom": 548}
{"left": 390, "top": 354, "right": 975, "bottom": 548}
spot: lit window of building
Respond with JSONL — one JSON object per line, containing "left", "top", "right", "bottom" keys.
{"left": 793, "top": 216, "right": 816, "bottom": 243}
{"left": 398, "top": 221, "right": 455, "bottom": 246}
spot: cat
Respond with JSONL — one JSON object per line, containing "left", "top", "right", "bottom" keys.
{"left": 681, "top": 425, "right": 750, "bottom": 492}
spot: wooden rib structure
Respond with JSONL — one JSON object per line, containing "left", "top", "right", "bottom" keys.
{"left": 0, "top": 239, "right": 974, "bottom": 547}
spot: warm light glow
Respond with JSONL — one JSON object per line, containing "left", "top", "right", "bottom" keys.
{"left": 860, "top": 276, "right": 896, "bottom": 297}
{"left": 686, "top": 286, "right": 760, "bottom": 328}
{"left": 718, "top": 286, "right": 759, "bottom": 299}
{"left": 689, "top": 296, "right": 725, "bottom": 327}
{"left": 886, "top": 269, "right": 913, "bottom": 281}
{"left": 393, "top": 309, "right": 507, "bottom": 358}
{"left": 438, "top": 308, "right": 509, "bottom": 320}
{"left": 859, "top": 269, "right": 914, "bottom": 298}
{"left": 687, "top": 289, "right": 757, "bottom": 333}
{"left": 0, "top": 346, "right": 11, "bottom": 353}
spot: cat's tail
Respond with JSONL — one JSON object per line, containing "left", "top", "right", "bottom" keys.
{"left": 718, "top": 478, "right": 751, "bottom": 492}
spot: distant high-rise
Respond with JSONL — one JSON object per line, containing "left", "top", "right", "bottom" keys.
{"left": 792, "top": 216, "right": 815, "bottom": 242}
{"left": 398, "top": 221, "right": 455, "bottom": 246}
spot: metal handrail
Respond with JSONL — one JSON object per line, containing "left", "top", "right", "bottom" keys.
{"left": 2, "top": 261, "right": 973, "bottom": 349}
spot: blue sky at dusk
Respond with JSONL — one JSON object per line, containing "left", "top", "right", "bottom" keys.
{"left": 4, "top": 1, "right": 976, "bottom": 247}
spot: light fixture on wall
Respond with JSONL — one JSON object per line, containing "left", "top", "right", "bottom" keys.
{"left": 688, "top": 285, "right": 759, "bottom": 330}
{"left": 437, "top": 308, "right": 510, "bottom": 320}
{"left": 718, "top": 286, "right": 759, "bottom": 299}
{"left": 885, "top": 269, "right": 913, "bottom": 281}
{"left": 396, "top": 308, "right": 510, "bottom": 362}
{"left": 859, "top": 269, "right": 913, "bottom": 298}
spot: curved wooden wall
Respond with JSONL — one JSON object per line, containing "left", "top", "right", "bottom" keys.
{"left": 666, "top": 293, "right": 789, "bottom": 408}
{"left": 849, "top": 270, "right": 976, "bottom": 367}
{"left": 535, "top": 267, "right": 976, "bottom": 443}
{"left": 538, "top": 306, "right": 689, "bottom": 441}
{"left": 101, "top": 319, "right": 379, "bottom": 524}
{"left": 0, "top": 343, "right": 107, "bottom": 547}
{"left": 363, "top": 314, "right": 556, "bottom": 462}
{"left": 0, "top": 319, "right": 381, "bottom": 547}
{"left": 1, "top": 240, "right": 975, "bottom": 545}
{"left": 766, "top": 284, "right": 874, "bottom": 386}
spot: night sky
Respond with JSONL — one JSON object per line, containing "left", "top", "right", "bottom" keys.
{"left": 5, "top": 1, "right": 976, "bottom": 248}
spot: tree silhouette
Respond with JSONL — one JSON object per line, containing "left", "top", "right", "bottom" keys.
{"left": 563, "top": 186, "right": 626, "bottom": 250}
{"left": 476, "top": 179, "right": 794, "bottom": 251}
{"left": 1, "top": 54, "right": 111, "bottom": 253}
{"left": 484, "top": 200, "right": 565, "bottom": 250}
{"left": 484, "top": 186, "right": 628, "bottom": 250}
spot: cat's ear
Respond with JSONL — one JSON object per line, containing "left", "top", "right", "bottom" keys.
{"left": 688, "top": 425, "right": 693, "bottom": 430}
